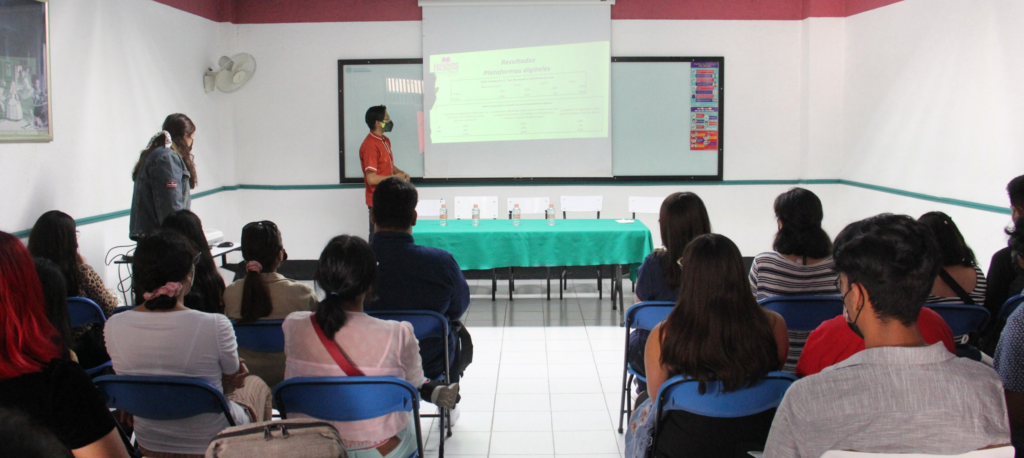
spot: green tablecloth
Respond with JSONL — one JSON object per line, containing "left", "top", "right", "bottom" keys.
{"left": 412, "top": 219, "right": 654, "bottom": 270}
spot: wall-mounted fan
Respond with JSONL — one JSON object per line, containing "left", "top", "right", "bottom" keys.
{"left": 204, "top": 53, "right": 257, "bottom": 93}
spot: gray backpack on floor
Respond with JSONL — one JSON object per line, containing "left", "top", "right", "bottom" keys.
{"left": 205, "top": 419, "right": 348, "bottom": 458}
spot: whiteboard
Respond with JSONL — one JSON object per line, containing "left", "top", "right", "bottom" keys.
{"left": 338, "top": 57, "right": 724, "bottom": 181}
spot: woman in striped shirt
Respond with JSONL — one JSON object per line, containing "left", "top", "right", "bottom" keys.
{"left": 748, "top": 188, "right": 839, "bottom": 372}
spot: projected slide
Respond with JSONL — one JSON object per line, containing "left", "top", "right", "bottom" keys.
{"left": 428, "top": 41, "right": 610, "bottom": 144}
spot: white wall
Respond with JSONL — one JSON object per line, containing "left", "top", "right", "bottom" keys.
{"left": 0, "top": 0, "right": 237, "bottom": 285}
{"left": 841, "top": 0, "right": 1023, "bottom": 270}
{"left": 8, "top": 0, "right": 1020, "bottom": 290}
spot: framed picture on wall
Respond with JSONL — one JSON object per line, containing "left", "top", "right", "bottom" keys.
{"left": 0, "top": 0, "right": 52, "bottom": 142}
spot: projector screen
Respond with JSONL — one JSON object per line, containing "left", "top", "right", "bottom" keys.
{"left": 422, "top": 5, "right": 612, "bottom": 179}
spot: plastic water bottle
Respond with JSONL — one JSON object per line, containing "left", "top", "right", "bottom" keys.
{"left": 546, "top": 203, "right": 556, "bottom": 226}
{"left": 439, "top": 203, "right": 448, "bottom": 226}
{"left": 472, "top": 204, "right": 480, "bottom": 227}
{"left": 512, "top": 204, "right": 521, "bottom": 226}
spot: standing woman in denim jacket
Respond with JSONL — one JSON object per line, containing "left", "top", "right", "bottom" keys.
{"left": 129, "top": 113, "right": 198, "bottom": 241}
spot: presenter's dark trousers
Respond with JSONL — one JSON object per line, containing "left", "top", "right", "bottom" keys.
{"left": 367, "top": 206, "right": 374, "bottom": 244}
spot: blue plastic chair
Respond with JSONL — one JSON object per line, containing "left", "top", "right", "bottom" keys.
{"left": 367, "top": 310, "right": 452, "bottom": 455}
{"left": 617, "top": 301, "right": 675, "bottom": 433}
{"left": 927, "top": 303, "right": 990, "bottom": 341}
{"left": 94, "top": 375, "right": 237, "bottom": 426}
{"left": 998, "top": 294, "right": 1024, "bottom": 322}
{"left": 759, "top": 296, "right": 844, "bottom": 331}
{"left": 274, "top": 376, "right": 423, "bottom": 458}
{"left": 232, "top": 319, "right": 286, "bottom": 353}
{"left": 651, "top": 372, "right": 796, "bottom": 453}
{"left": 67, "top": 297, "right": 113, "bottom": 376}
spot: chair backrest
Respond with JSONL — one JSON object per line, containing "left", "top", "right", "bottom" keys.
{"left": 653, "top": 372, "right": 795, "bottom": 451}
{"left": 507, "top": 197, "right": 550, "bottom": 216}
{"left": 232, "top": 319, "right": 286, "bottom": 353}
{"left": 760, "top": 295, "right": 844, "bottom": 331}
{"left": 274, "top": 376, "right": 424, "bottom": 457}
{"left": 927, "top": 303, "right": 990, "bottom": 337}
{"left": 625, "top": 301, "right": 676, "bottom": 332}
{"left": 67, "top": 296, "right": 106, "bottom": 327}
{"left": 416, "top": 199, "right": 444, "bottom": 218}
{"left": 560, "top": 195, "right": 603, "bottom": 218}
{"left": 999, "top": 294, "right": 1024, "bottom": 321}
{"left": 820, "top": 446, "right": 1015, "bottom": 457}
{"left": 93, "top": 375, "right": 236, "bottom": 426}
{"left": 368, "top": 310, "right": 451, "bottom": 382}
{"left": 628, "top": 196, "right": 665, "bottom": 218}
{"left": 454, "top": 196, "right": 499, "bottom": 220}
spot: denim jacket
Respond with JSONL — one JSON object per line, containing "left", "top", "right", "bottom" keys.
{"left": 129, "top": 147, "right": 190, "bottom": 240}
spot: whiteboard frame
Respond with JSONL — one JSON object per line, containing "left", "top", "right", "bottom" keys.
{"left": 338, "top": 56, "right": 724, "bottom": 184}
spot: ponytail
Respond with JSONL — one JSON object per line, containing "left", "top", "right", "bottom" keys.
{"left": 239, "top": 221, "right": 283, "bottom": 323}
{"left": 314, "top": 235, "right": 378, "bottom": 339}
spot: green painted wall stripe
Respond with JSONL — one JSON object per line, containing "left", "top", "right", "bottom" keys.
{"left": 839, "top": 180, "right": 1011, "bottom": 215}
{"left": 9, "top": 179, "right": 1008, "bottom": 238}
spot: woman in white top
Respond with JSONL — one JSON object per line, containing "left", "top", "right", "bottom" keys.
{"left": 748, "top": 188, "right": 840, "bottom": 372}
{"left": 283, "top": 235, "right": 458, "bottom": 458}
{"left": 224, "top": 220, "right": 317, "bottom": 387}
{"left": 104, "top": 230, "right": 271, "bottom": 458}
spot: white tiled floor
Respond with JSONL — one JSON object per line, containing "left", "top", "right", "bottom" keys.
{"left": 420, "top": 278, "right": 630, "bottom": 458}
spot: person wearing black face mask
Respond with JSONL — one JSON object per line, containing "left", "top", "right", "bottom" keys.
{"left": 360, "top": 105, "right": 411, "bottom": 244}
{"left": 764, "top": 214, "right": 1010, "bottom": 458}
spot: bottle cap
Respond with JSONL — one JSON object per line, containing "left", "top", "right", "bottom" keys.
{"left": 549, "top": 203, "right": 554, "bottom": 206}
{"left": 473, "top": 204, "right": 479, "bottom": 207}
{"left": 441, "top": 203, "right": 446, "bottom": 207}
{"left": 515, "top": 204, "right": 519, "bottom": 207}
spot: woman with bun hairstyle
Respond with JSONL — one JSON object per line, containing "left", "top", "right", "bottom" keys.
{"left": 283, "top": 235, "right": 458, "bottom": 458}
{"left": 223, "top": 220, "right": 316, "bottom": 388}
{"left": 748, "top": 187, "right": 839, "bottom": 372}
{"left": 161, "top": 210, "right": 226, "bottom": 315}
{"left": 104, "top": 229, "right": 271, "bottom": 458}
{"left": 129, "top": 113, "right": 198, "bottom": 240}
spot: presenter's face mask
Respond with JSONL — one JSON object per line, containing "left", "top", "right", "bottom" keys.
{"left": 382, "top": 119, "right": 394, "bottom": 132}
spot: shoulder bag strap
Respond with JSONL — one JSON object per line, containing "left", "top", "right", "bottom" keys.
{"left": 937, "top": 268, "right": 976, "bottom": 305}
{"left": 309, "top": 314, "right": 365, "bottom": 376}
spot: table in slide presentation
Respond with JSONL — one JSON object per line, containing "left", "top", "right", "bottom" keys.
{"left": 428, "top": 41, "right": 610, "bottom": 144}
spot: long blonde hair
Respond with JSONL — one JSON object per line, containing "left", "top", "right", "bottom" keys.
{"left": 132, "top": 113, "right": 197, "bottom": 189}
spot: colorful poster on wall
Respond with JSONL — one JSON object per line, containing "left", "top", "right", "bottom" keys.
{"left": 689, "top": 62, "right": 719, "bottom": 151}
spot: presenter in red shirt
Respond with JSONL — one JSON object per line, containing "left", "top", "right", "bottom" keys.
{"left": 359, "top": 105, "right": 410, "bottom": 243}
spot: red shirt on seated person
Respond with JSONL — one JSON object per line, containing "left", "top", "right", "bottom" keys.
{"left": 795, "top": 307, "right": 956, "bottom": 378}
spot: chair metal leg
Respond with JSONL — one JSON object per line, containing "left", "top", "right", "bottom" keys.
{"left": 546, "top": 268, "right": 551, "bottom": 300}
{"left": 598, "top": 267, "right": 603, "bottom": 299}
{"left": 625, "top": 373, "right": 635, "bottom": 425}
{"left": 491, "top": 269, "right": 497, "bottom": 302}
{"left": 618, "top": 323, "right": 631, "bottom": 433}
{"left": 509, "top": 267, "right": 514, "bottom": 301}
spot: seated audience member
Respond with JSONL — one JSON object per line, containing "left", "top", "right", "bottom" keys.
{"left": 105, "top": 229, "right": 271, "bottom": 458}
{"left": 995, "top": 218, "right": 1024, "bottom": 452}
{"left": 224, "top": 220, "right": 317, "bottom": 388}
{"left": 919, "top": 212, "right": 987, "bottom": 307}
{"left": 33, "top": 258, "right": 77, "bottom": 361}
{"left": 795, "top": 306, "right": 955, "bottom": 377}
{"left": 0, "top": 407, "right": 76, "bottom": 458}
{"left": 366, "top": 178, "right": 471, "bottom": 382}
{"left": 748, "top": 188, "right": 839, "bottom": 371}
{"left": 764, "top": 214, "right": 1010, "bottom": 458}
{"left": 628, "top": 192, "right": 711, "bottom": 392}
{"left": 636, "top": 234, "right": 788, "bottom": 457}
{"left": 283, "top": 235, "right": 458, "bottom": 458}
{"left": 986, "top": 175, "right": 1024, "bottom": 318}
{"left": 0, "top": 231, "right": 129, "bottom": 458}
{"left": 28, "top": 210, "right": 118, "bottom": 368}
{"left": 161, "top": 210, "right": 226, "bottom": 314}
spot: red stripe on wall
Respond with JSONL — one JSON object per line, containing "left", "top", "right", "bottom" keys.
{"left": 845, "top": 0, "right": 904, "bottom": 17}
{"left": 156, "top": 0, "right": 903, "bottom": 24}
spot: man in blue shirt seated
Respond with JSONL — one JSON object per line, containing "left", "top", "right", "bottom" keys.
{"left": 367, "top": 177, "right": 471, "bottom": 382}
